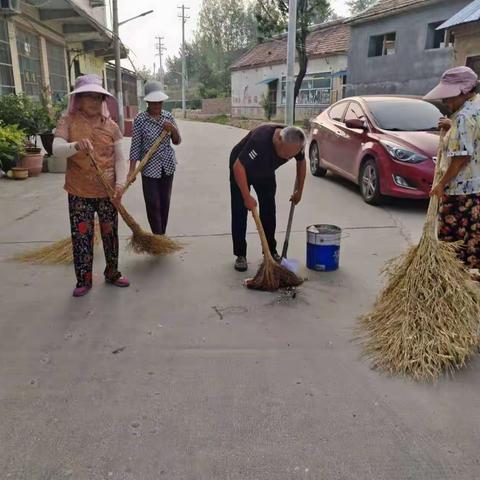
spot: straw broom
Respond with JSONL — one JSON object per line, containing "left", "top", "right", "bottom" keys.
{"left": 89, "top": 151, "right": 182, "bottom": 256}
{"left": 13, "top": 222, "right": 101, "bottom": 265}
{"left": 245, "top": 207, "right": 303, "bottom": 291}
{"left": 13, "top": 131, "right": 171, "bottom": 264}
{"left": 357, "top": 132, "right": 480, "bottom": 381}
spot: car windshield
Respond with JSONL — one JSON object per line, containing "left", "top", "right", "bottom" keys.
{"left": 365, "top": 98, "right": 444, "bottom": 132}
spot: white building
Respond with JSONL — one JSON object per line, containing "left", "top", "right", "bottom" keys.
{"left": 230, "top": 21, "right": 350, "bottom": 121}
{"left": 0, "top": 0, "right": 126, "bottom": 101}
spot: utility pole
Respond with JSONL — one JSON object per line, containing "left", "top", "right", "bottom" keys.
{"left": 178, "top": 4, "right": 189, "bottom": 119}
{"left": 285, "top": 0, "right": 297, "bottom": 126}
{"left": 112, "top": 0, "right": 124, "bottom": 132}
{"left": 155, "top": 36, "right": 166, "bottom": 88}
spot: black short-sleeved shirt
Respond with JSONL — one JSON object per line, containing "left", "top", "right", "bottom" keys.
{"left": 229, "top": 124, "right": 305, "bottom": 179}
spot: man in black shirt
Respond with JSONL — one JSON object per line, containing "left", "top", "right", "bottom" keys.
{"left": 229, "top": 124, "right": 306, "bottom": 271}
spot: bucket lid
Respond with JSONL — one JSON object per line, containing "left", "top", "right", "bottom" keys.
{"left": 307, "top": 224, "right": 341, "bottom": 234}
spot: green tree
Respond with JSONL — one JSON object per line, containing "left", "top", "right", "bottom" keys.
{"left": 347, "top": 0, "right": 376, "bottom": 15}
{"left": 254, "top": 0, "right": 332, "bottom": 120}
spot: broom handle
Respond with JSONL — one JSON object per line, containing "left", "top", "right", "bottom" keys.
{"left": 87, "top": 152, "right": 133, "bottom": 224}
{"left": 251, "top": 208, "right": 275, "bottom": 263}
{"left": 424, "top": 131, "right": 446, "bottom": 236}
{"left": 123, "top": 130, "right": 169, "bottom": 193}
{"left": 281, "top": 196, "right": 296, "bottom": 259}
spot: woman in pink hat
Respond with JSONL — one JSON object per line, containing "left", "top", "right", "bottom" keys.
{"left": 425, "top": 66, "right": 480, "bottom": 278}
{"left": 52, "top": 74, "right": 130, "bottom": 297}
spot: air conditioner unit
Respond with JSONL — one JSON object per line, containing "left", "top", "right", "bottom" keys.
{"left": 0, "top": 0, "right": 20, "bottom": 15}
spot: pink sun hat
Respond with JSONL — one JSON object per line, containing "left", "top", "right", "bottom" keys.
{"left": 424, "top": 66, "right": 479, "bottom": 100}
{"left": 68, "top": 74, "right": 118, "bottom": 120}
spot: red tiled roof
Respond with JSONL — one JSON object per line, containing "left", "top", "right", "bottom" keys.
{"left": 230, "top": 22, "right": 350, "bottom": 71}
{"left": 347, "top": 0, "right": 437, "bottom": 24}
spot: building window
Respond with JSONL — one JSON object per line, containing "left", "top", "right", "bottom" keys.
{"left": 467, "top": 56, "right": 480, "bottom": 76}
{"left": 368, "top": 32, "right": 396, "bottom": 57}
{"left": 46, "top": 41, "right": 68, "bottom": 101}
{"left": 281, "top": 72, "right": 332, "bottom": 106}
{"left": 16, "top": 29, "right": 42, "bottom": 99}
{"left": 426, "top": 22, "right": 447, "bottom": 49}
{"left": 0, "top": 18, "right": 14, "bottom": 95}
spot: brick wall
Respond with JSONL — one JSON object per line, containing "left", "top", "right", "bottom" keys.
{"left": 202, "top": 98, "right": 231, "bottom": 115}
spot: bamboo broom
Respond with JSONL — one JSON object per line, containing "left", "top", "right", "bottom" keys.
{"left": 245, "top": 207, "right": 303, "bottom": 291}
{"left": 357, "top": 132, "right": 480, "bottom": 381}
{"left": 13, "top": 131, "right": 170, "bottom": 264}
{"left": 89, "top": 152, "right": 182, "bottom": 256}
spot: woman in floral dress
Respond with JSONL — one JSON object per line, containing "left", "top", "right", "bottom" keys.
{"left": 425, "top": 66, "right": 480, "bottom": 278}
{"left": 53, "top": 74, "right": 130, "bottom": 297}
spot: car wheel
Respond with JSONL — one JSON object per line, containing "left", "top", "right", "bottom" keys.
{"left": 360, "top": 159, "right": 383, "bottom": 205}
{"left": 309, "top": 141, "right": 327, "bottom": 177}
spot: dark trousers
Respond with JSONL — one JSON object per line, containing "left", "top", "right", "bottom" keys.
{"left": 68, "top": 194, "right": 120, "bottom": 288}
{"left": 142, "top": 174, "right": 174, "bottom": 235}
{"left": 230, "top": 172, "right": 277, "bottom": 257}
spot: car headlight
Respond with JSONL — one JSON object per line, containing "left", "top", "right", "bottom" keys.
{"left": 381, "top": 140, "right": 428, "bottom": 164}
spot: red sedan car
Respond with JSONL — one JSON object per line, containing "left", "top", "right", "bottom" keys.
{"left": 309, "top": 96, "right": 445, "bottom": 204}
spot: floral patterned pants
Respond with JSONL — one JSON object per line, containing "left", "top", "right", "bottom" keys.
{"left": 68, "top": 194, "right": 121, "bottom": 287}
{"left": 438, "top": 193, "right": 480, "bottom": 269}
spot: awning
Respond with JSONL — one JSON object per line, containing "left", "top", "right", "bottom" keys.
{"left": 27, "top": 0, "right": 127, "bottom": 60}
{"left": 257, "top": 77, "right": 278, "bottom": 85}
{"left": 439, "top": 0, "right": 480, "bottom": 29}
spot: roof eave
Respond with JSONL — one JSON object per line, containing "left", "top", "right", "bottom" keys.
{"left": 346, "top": 0, "right": 439, "bottom": 26}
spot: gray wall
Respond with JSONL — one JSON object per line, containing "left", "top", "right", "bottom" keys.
{"left": 346, "top": 0, "right": 472, "bottom": 97}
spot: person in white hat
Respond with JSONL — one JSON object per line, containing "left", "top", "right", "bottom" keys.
{"left": 52, "top": 74, "right": 130, "bottom": 297}
{"left": 128, "top": 81, "right": 181, "bottom": 235}
{"left": 424, "top": 66, "right": 480, "bottom": 278}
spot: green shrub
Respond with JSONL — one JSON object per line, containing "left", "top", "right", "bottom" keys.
{"left": 0, "top": 123, "right": 26, "bottom": 172}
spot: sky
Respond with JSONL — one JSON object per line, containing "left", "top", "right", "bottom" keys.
{"left": 113, "top": 0, "right": 351, "bottom": 73}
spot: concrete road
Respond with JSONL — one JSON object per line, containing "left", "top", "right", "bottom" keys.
{"left": 0, "top": 120, "right": 479, "bottom": 480}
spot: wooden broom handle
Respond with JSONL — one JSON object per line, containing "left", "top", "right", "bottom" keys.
{"left": 88, "top": 152, "right": 130, "bottom": 220}
{"left": 123, "top": 130, "right": 169, "bottom": 193}
{"left": 251, "top": 207, "right": 275, "bottom": 262}
{"left": 425, "top": 130, "right": 446, "bottom": 235}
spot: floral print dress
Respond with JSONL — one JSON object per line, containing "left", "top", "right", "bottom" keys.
{"left": 438, "top": 94, "right": 480, "bottom": 269}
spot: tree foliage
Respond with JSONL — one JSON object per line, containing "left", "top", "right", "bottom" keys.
{"left": 346, "top": 0, "right": 377, "bottom": 15}
{"left": 165, "top": 0, "right": 257, "bottom": 99}
{"left": 254, "top": 0, "right": 332, "bottom": 120}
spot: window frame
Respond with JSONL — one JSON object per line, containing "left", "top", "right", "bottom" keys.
{"left": 425, "top": 21, "right": 448, "bottom": 50}
{"left": 16, "top": 27, "right": 43, "bottom": 99}
{"left": 280, "top": 72, "right": 333, "bottom": 107}
{"left": 46, "top": 39, "right": 68, "bottom": 101}
{"left": 0, "top": 17, "right": 15, "bottom": 95}
{"left": 368, "top": 32, "right": 397, "bottom": 58}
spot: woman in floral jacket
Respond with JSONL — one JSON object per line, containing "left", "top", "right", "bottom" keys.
{"left": 53, "top": 74, "right": 130, "bottom": 297}
{"left": 425, "top": 66, "right": 480, "bottom": 278}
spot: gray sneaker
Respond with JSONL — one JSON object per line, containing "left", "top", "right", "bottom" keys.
{"left": 234, "top": 256, "right": 248, "bottom": 272}
{"left": 272, "top": 252, "right": 281, "bottom": 263}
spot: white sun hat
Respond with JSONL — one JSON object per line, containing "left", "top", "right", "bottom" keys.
{"left": 144, "top": 81, "right": 169, "bottom": 102}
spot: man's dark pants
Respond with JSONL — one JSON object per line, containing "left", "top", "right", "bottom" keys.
{"left": 230, "top": 170, "right": 277, "bottom": 257}
{"left": 141, "top": 174, "right": 174, "bottom": 235}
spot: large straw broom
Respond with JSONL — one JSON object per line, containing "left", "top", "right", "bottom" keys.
{"left": 13, "top": 131, "right": 172, "bottom": 264}
{"left": 245, "top": 207, "right": 303, "bottom": 291}
{"left": 88, "top": 151, "right": 182, "bottom": 256}
{"left": 357, "top": 132, "right": 480, "bottom": 381}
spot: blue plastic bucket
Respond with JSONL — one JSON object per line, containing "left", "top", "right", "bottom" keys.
{"left": 306, "top": 224, "right": 342, "bottom": 271}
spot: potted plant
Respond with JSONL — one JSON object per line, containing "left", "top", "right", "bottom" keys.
{"left": 0, "top": 122, "right": 26, "bottom": 178}
{"left": 0, "top": 94, "right": 44, "bottom": 176}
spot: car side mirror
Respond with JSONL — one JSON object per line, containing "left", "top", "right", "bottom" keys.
{"left": 345, "top": 119, "right": 367, "bottom": 130}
